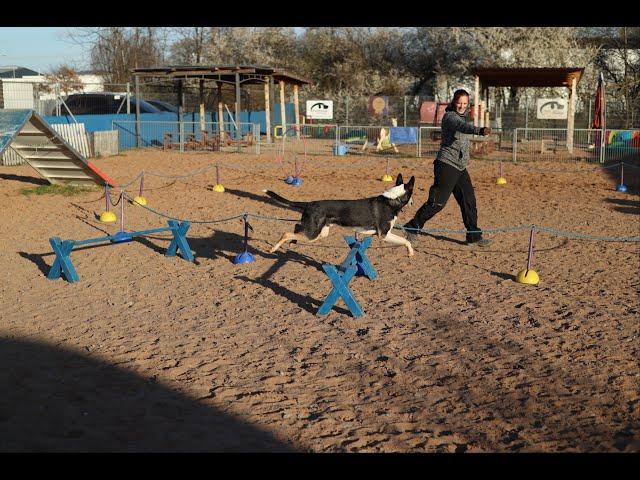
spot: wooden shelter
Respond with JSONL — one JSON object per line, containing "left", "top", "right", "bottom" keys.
{"left": 131, "top": 65, "right": 311, "bottom": 144}
{"left": 471, "top": 68, "right": 584, "bottom": 152}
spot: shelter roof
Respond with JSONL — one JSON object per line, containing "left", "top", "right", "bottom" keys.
{"left": 131, "top": 65, "right": 311, "bottom": 86}
{"left": 471, "top": 68, "right": 584, "bottom": 88}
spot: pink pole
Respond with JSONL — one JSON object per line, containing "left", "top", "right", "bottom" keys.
{"left": 386, "top": 158, "right": 390, "bottom": 175}
{"left": 621, "top": 163, "right": 624, "bottom": 185}
{"left": 525, "top": 226, "right": 535, "bottom": 274}
{"left": 120, "top": 190, "right": 125, "bottom": 232}
{"left": 499, "top": 161, "right": 503, "bottom": 177}
{"left": 294, "top": 156, "right": 300, "bottom": 177}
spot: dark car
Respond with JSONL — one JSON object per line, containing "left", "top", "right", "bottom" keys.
{"left": 58, "top": 92, "right": 162, "bottom": 115}
{"left": 146, "top": 100, "right": 179, "bottom": 114}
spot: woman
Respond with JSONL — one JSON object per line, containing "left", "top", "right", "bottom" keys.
{"left": 404, "top": 89, "right": 492, "bottom": 246}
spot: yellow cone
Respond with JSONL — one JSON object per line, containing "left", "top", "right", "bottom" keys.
{"left": 516, "top": 269, "right": 539, "bottom": 285}
{"left": 213, "top": 184, "right": 225, "bottom": 192}
{"left": 496, "top": 177, "right": 507, "bottom": 185}
{"left": 133, "top": 196, "right": 147, "bottom": 206}
{"left": 99, "top": 211, "right": 117, "bottom": 223}
{"left": 381, "top": 174, "right": 393, "bottom": 182}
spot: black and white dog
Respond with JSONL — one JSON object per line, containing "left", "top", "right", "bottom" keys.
{"left": 264, "top": 173, "right": 416, "bottom": 256}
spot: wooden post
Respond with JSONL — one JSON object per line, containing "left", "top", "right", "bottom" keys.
{"left": 293, "top": 84, "right": 300, "bottom": 140}
{"left": 567, "top": 77, "right": 577, "bottom": 154}
{"left": 279, "top": 80, "right": 286, "bottom": 134}
{"left": 235, "top": 72, "right": 241, "bottom": 143}
{"left": 474, "top": 75, "right": 480, "bottom": 127}
{"left": 135, "top": 74, "right": 141, "bottom": 148}
{"left": 199, "top": 79, "right": 205, "bottom": 137}
{"left": 264, "top": 78, "right": 271, "bottom": 143}
{"left": 480, "top": 100, "right": 486, "bottom": 128}
{"left": 217, "top": 82, "right": 224, "bottom": 142}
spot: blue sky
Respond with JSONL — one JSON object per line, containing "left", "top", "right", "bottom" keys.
{"left": 0, "top": 28, "right": 89, "bottom": 73}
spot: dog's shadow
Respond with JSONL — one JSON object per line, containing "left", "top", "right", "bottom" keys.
{"left": 236, "top": 246, "right": 353, "bottom": 316}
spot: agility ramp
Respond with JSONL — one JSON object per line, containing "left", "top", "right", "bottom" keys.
{"left": 0, "top": 109, "right": 116, "bottom": 187}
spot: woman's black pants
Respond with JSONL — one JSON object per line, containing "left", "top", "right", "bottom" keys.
{"left": 405, "top": 160, "right": 482, "bottom": 242}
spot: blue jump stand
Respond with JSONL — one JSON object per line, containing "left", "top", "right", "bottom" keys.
{"left": 290, "top": 176, "right": 303, "bottom": 187}
{"left": 616, "top": 184, "right": 628, "bottom": 192}
{"left": 317, "top": 236, "right": 377, "bottom": 318}
{"left": 110, "top": 231, "right": 133, "bottom": 243}
{"left": 234, "top": 250, "right": 255, "bottom": 264}
{"left": 48, "top": 220, "right": 193, "bottom": 283}
{"left": 285, "top": 175, "right": 294, "bottom": 184}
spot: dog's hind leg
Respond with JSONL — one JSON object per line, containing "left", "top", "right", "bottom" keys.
{"left": 383, "top": 231, "right": 414, "bottom": 257}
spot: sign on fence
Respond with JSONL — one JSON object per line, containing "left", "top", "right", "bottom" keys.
{"left": 306, "top": 100, "right": 333, "bottom": 120}
{"left": 536, "top": 98, "right": 568, "bottom": 120}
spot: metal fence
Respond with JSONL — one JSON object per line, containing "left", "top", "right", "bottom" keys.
{"left": 512, "top": 128, "right": 640, "bottom": 164}
{"left": 259, "top": 124, "right": 339, "bottom": 157}
{"left": 112, "top": 120, "right": 260, "bottom": 154}
{"left": 418, "top": 126, "right": 513, "bottom": 162}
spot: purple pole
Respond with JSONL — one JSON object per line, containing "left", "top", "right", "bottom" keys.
{"left": 295, "top": 156, "right": 300, "bottom": 178}
{"left": 105, "top": 184, "right": 110, "bottom": 212}
{"left": 216, "top": 165, "right": 220, "bottom": 185}
{"left": 621, "top": 163, "right": 624, "bottom": 185}
{"left": 386, "top": 158, "right": 390, "bottom": 175}
{"left": 139, "top": 172, "right": 144, "bottom": 197}
{"left": 120, "top": 190, "right": 125, "bottom": 232}
{"left": 525, "top": 226, "right": 535, "bottom": 274}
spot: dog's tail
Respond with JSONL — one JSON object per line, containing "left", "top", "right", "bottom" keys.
{"left": 263, "top": 190, "right": 307, "bottom": 209}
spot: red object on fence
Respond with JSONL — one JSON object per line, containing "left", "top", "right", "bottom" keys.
{"left": 592, "top": 73, "right": 605, "bottom": 130}
{"left": 420, "top": 101, "right": 448, "bottom": 125}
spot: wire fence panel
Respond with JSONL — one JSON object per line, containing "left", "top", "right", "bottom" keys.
{"left": 260, "top": 124, "right": 339, "bottom": 157}
{"left": 112, "top": 120, "right": 260, "bottom": 154}
{"left": 512, "top": 128, "right": 637, "bottom": 164}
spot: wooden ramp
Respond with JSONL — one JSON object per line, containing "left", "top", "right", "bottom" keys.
{"left": 0, "top": 109, "right": 116, "bottom": 187}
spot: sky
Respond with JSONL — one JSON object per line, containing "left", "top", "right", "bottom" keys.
{"left": 0, "top": 28, "right": 89, "bottom": 73}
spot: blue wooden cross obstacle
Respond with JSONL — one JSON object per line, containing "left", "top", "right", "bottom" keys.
{"left": 317, "top": 236, "right": 377, "bottom": 318}
{"left": 47, "top": 220, "right": 193, "bottom": 283}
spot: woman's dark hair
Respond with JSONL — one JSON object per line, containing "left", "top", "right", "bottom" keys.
{"left": 449, "top": 89, "right": 470, "bottom": 111}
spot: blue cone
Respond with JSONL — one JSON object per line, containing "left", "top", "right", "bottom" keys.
{"left": 111, "top": 231, "right": 133, "bottom": 243}
{"left": 616, "top": 184, "right": 628, "bottom": 192}
{"left": 291, "top": 176, "right": 303, "bottom": 186}
{"left": 285, "top": 176, "right": 294, "bottom": 184}
{"left": 234, "top": 251, "right": 255, "bottom": 264}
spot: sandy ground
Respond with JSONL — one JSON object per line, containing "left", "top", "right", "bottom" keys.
{"left": 0, "top": 148, "right": 638, "bottom": 452}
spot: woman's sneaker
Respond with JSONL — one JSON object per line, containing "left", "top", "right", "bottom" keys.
{"left": 467, "top": 237, "right": 492, "bottom": 247}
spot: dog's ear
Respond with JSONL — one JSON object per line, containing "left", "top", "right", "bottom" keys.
{"left": 406, "top": 176, "right": 415, "bottom": 189}
{"left": 395, "top": 173, "right": 404, "bottom": 186}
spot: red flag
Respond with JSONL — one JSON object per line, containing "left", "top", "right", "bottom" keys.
{"left": 592, "top": 73, "right": 605, "bottom": 130}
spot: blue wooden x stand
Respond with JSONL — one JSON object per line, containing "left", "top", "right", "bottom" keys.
{"left": 317, "top": 236, "right": 376, "bottom": 318}
{"left": 47, "top": 220, "right": 192, "bottom": 283}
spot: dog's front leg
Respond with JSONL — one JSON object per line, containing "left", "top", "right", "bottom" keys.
{"left": 383, "top": 231, "right": 414, "bottom": 257}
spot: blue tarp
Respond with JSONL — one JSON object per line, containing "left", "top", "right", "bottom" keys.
{"left": 389, "top": 127, "right": 418, "bottom": 145}
{"left": 42, "top": 104, "right": 296, "bottom": 151}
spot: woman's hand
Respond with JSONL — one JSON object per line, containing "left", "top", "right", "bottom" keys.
{"left": 480, "top": 127, "right": 492, "bottom": 136}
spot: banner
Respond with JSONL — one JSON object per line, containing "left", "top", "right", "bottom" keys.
{"left": 306, "top": 100, "right": 333, "bottom": 120}
{"left": 368, "top": 96, "right": 389, "bottom": 115}
{"left": 536, "top": 98, "right": 568, "bottom": 120}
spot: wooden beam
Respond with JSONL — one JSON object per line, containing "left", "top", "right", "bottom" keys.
{"left": 199, "top": 79, "right": 206, "bottom": 135}
{"left": 474, "top": 75, "right": 480, "bottom": 127}
{"left": 264, "top": 79, "right": 271, "bottom": 144}
{"left": 567, "top": 77, "right": 577, "bottom": 154}
{"left": 279, "top": 80, "right": 286, "bottom": 133}
{"left": 218, "top": 82, "right": 224, "bottom": 142}
{"left": 293, "top": 84, "right": 300, "bottom": 139}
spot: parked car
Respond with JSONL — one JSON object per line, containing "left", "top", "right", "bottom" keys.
{"left": 146, "top": 100, "right": 179, "bottom": 114}
{"left": 57, "top": 92, "right": 162, "bottom": 115}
